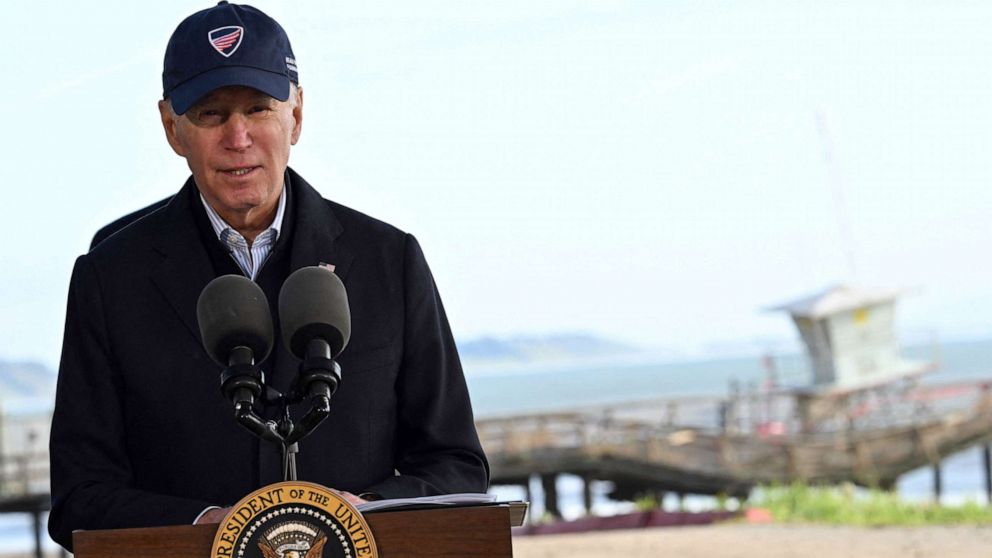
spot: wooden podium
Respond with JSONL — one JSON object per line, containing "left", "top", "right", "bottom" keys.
{"left": 72, "top": 504, "right": 513, "bottom": 557}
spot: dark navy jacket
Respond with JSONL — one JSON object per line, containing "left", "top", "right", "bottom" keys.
{"left": 49, "top": 168, "right": 488, "bottom": 549}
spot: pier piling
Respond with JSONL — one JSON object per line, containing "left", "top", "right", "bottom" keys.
{"left": 542, "top": 474, "right": 561, "bottom": 519}
{"left": 582, "top": 475, "right": 593, "bottom": 514}
{"left": 983, "top": 444, "right": 992, "bottom": 505}
{"left": 932, "top": 461, "right": 943, "bottom": 503}
{"left": 524, "top": 475, "right": 533, "bottom": 519}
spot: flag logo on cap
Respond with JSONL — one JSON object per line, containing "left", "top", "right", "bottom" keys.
{"left": 208, "top": 26, "right": 244, "bottom": 58}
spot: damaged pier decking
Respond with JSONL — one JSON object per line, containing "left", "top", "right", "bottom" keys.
{"left": 476, "top": 379, "right": 992, "bottom": 509}
{"left": 477, "top": 286, "right": 992, "bottom": 514}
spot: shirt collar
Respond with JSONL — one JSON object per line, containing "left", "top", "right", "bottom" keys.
{"left": 199, "top": 185, "right": 288, "bottom": 243}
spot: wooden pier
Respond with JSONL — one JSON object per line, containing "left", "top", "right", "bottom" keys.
{"left": 0, "top": 410, "right": 60, "bottom": 558}
{"left": 477, "top": 379, "right": 992, "bottom": 510}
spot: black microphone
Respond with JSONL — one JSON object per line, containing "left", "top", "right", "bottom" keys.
{"left": 279, "top": 266, "right": 351, "bottom": 358}
{"left": 196, "top": 274, "right": 274, "bottom": 409}
{"left": 278, "top": 266, "right": 351, "bottom": 424}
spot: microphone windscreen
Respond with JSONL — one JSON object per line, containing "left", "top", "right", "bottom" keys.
{"left": 196, "top": 275, "right": 274, "bottom": 366}
{"left": 278, "top": 266, "right": 351, "bottom": 358}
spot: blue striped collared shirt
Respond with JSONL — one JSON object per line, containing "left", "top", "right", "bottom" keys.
{"left": 200, "top": 188, "right": 288, "bottom": 280}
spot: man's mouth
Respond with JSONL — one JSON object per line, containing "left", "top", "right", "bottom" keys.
{"left": 222, "top": 166, "right": 259, "bottom": 177}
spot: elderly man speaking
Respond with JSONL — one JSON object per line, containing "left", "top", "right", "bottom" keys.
{"left": 48, "top": 2, "right": 488, "bottom": 550}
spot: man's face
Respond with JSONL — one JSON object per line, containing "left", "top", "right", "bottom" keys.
{"left": 158, "top": 85, "right": 303, "bottom": 221}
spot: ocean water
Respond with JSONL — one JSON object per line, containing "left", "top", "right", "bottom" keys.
{"left": 3, "top": 338, "right": 991, "bottom": 553}
{"left": 465, "top": 337, "right": 992, "bottom": 418}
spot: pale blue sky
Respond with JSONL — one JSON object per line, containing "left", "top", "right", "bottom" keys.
{"left": 2, "top": 1, "right": 991, "bottom": 369}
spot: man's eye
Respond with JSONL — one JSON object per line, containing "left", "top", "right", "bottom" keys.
{"left": 188, "top": 109, "right": 225, "bottom": 126}
{"left": 248, "top": 106, "right": 273, "bottom": 117}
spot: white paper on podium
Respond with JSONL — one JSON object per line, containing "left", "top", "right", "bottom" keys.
{"left": 356, "top": 493, "right": 497, "bottom": 513}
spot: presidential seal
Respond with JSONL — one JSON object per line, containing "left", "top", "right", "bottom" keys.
{"left": 211, "top": 481, "right": 378, "bottom": 558}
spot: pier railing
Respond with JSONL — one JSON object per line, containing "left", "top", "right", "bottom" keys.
{"left": 0, "top": 451, "right": 50, "bottom": 498}
{"left": 0, "top": 410, "right": 51, "bottom": 501}
{"left": 492, "top": 378, "right": 990, "bottom": 436}
{"left": 476, "top": 379, "right": 992, "bottom": 490}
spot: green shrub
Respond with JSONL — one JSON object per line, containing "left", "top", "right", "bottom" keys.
{"left": 752, "top": 483, "right": 992, "bottom": 526}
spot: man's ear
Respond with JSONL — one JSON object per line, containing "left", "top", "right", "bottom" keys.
{"left": 158, "top": 99, "right": 188, "bottom": 157}
{"left": 290, "top": 86, "right": 303, "bottom": 145}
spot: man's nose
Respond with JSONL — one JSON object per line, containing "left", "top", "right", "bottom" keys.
{"left": 221, "top": 114, "right": 252, "bottom": 150}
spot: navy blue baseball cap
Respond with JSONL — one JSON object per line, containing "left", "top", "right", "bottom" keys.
{"left": 163, "top": 1, "right": 299, "bottom": 115}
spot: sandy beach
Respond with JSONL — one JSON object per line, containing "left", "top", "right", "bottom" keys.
{"left": 511, "top": 524, "right": 992, "bottom": 558}
{"left": 7, "top": 523, "right": 992, "bottom": 557}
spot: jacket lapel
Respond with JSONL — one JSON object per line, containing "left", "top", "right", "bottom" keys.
{"left": 149, "top": 181, "right": 216, "bottom": 344}
{"left": 286, "top": 169, "right": 354, "bottom": 282}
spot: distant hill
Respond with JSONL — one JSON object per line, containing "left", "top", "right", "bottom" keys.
{"left": 458, "top": 333, "right": 638, "bottom": 365}
{"left": 0, "top": 360, "right": 57, "bottom": 401}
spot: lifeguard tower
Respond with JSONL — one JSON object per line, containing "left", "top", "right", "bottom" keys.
{"left": 771, "top": 285, "right": 932, "bottom": 393}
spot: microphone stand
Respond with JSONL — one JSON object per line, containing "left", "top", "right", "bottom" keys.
{"left": 279, "top": 338, "right": 341, "bottom": 480}
{"left": 278, "top": 407, "right": 299, "bottom": 481}
{"left": 220, "top": 340, "right": 342, "bottom": 482}
{"left": 221, "top": 346, "right": 283, "bottom": 444}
